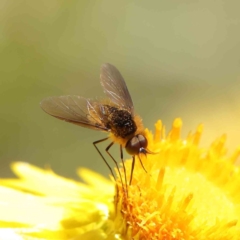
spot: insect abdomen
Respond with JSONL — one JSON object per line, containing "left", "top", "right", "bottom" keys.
{"left": 104, "top": 106, "right": 137, "bottom": 138}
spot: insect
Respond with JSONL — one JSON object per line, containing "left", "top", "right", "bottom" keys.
{"left": 40, "top": 63, "right": 151, "bottom": 187}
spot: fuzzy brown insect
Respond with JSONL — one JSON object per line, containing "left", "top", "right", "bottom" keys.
{"left": 41, "top": 63, "right": 151, "bottom": 188}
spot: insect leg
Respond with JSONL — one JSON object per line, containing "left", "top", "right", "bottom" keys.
{"left": 120, "top": 145, "right": 127, "bottom": 188}
{"left": 138, "top": 154, "right": 148, "bottom": 173}
{"left": 105, "top": 142, "right": 125, "bottom": 191}
{"left": 93, "top": 137, "right": 116, "bottom": 180}
{"left": 129, "top": 155, "right": 135, "bottom": 185}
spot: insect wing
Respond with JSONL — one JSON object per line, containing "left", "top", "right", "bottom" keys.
{"left": 100, "top": 63, "right": 134, "bottom": 115}
{"left": 40, "top": 95, "right": 109, "bottom": 131}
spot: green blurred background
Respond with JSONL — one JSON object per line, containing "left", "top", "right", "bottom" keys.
{"left": 1, "top": 0, "right": 240, "bottom": 179}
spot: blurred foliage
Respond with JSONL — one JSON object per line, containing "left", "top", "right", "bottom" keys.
{"left": 1, "top": 0, "right": 240, "bottom": 178}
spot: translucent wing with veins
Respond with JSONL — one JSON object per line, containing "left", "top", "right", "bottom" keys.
{"left": 40, "top": 95, "right": 109, "bottom": 131}
{"left": 40, "top": 63, "right": 135, "bottom": 132}
{"left": 100, "top": 63, "right": 134, "bottom": 115}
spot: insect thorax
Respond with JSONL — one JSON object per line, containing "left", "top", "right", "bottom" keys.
{"left": 103, "top": 105, "right": 137, "bottom": 138}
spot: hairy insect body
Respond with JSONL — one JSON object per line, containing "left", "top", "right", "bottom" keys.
{"left": 104, "top": 105, "right": 137, "bottom": 138}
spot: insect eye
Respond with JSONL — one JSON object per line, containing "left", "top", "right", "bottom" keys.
{"left": 125, "top": 135, "right": 148, "bottom": 155}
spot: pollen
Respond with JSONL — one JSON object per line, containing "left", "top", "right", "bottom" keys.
{"left": 115, "top": 118, "right": 240, "bottom": 240}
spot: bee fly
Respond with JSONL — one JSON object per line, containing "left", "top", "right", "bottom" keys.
{"left": 40, "top": 63, "right": 153, "bottom": 188}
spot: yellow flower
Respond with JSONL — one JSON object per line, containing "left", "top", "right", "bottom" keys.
{"left": 1, "top": 118, "right": 240, "bottom": 239}
{"left": 0, "top": 163, "right": 115, "bottom": 240}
